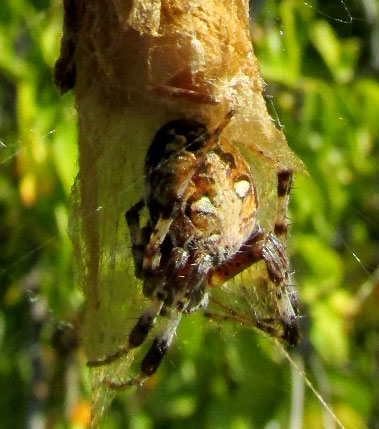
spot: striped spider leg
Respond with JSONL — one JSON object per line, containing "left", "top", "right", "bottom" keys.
{"left": 87, "top": 110, "right": 299, "bottom": 389}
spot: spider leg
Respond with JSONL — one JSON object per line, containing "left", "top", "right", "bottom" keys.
{"left": 88, "top": 247, "right": 192, "bottom": 368}
{"left": 204, "top": 310, "right": 287, "bottom": 340}
{"left": 150, "top": 84, "right": 220, "bottom": 105}
{"left": 207, "top": 295, "right": 290, "bottom": 339}
{"left": 204, "top": 301, "right": 282, "bottom": 339}
{"left": 143, "top": 216, "right": 174, "bottom": 274}
{"left": 104, "top": 306, "right": 183, "bottom": 390}
{"left": 274, "top": 169, "right": 293, "bottom": 240}
{"left": 102, "top": 249, "right": 212, "bottom": 387}
{"left": 206, "top": 225, "right": 299, "bottom": 345}
{"left": 181, "top": 252, "right": 212, "bottom": 312}
{"left": 160, "top": 249, "right": 211, "bottom": 312}
{"left": 207, "top": 225, "right": 265, "bottom": 287}
{"left": 140, "top": 307, "right": 182, "bottom": 376}
{"left": 264, "top": 167, "right": 298, "bottom": 343}
{"left": 125, "top": 200, "right": 151, "bottom": 279}
{"left": 87, "top": 298, "right": 164, "bottom": 367}
{"left": 261, "top": 233, "right": 298, "bottom": 345}
{"left": 147, "top": 69, "right": 220, "bottom": 105}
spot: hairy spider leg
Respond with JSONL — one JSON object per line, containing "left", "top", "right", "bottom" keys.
{"left": 270, "top": 168, "right": 298, "bottom": 343}
{"left": 206, "top": 229, "right": 299, "bottom": 345}
{"left": 139, "top": 307, "right": 182, "bottom": 377}
{"left": 104, "top": 307, "right": 183, "bottom": 390}
{"left": 125, "top": 200, "right": 151, "bottom": 279}
{"left": 205, "top": 296, "right": 284, "bottom": 339}
{"left": 105, "top": 256, "right": 212, "bottom": 388}
{"left": 100, "top": 250, "right": 213, "bottom": 387}
{"left": 149, "top": 84, "right": 220, "bottom": 105}
{"left": 274, "top": 169, "right": 293, "bottom": 240}
{"left": 88, "top": 248, "right": 211, "bottom": 369}
{"left": 87, "top": 246, "right": 186, "bottom": 367}
{"left": 87, "top": 298, "right": 164, "bottom": 367}
{"left": 143, "top": 216, "right": 174, "bottom": 274}
{"left": 261, "top": 233, "right": 299, "bottom": 345}
{"left": 206, "top": 224, "right": 265, "bottom": 287}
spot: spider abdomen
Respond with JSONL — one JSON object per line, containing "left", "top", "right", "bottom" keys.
{"left": 173, "top": 142, "right": 257, "bottom": 262}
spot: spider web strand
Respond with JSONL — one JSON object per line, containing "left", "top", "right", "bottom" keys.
{"left": 274, "top": 339, "right": 346, "bottom": 429}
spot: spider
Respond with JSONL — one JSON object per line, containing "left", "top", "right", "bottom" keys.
{"left": 88, "top": 110, "right": 299, "bottom": 389}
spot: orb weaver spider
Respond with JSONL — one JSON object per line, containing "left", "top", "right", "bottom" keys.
{"left": 88, "top": 110, "right": 299, "bottom": 389}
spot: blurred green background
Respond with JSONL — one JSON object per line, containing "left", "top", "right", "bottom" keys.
{"left": 0, "top": 0, "right": 378, "bottom": 428}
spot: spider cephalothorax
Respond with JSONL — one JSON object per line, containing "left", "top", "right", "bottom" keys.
{"left": 88, "top": 111, "right": 299, "bottom": 388}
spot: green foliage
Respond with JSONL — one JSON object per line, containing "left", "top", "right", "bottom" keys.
{"left": 1, "top": 0, "right": 378, "bottom": 428}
